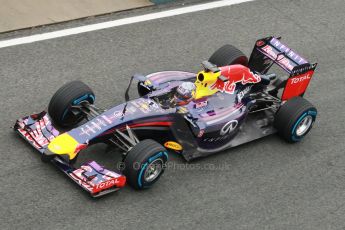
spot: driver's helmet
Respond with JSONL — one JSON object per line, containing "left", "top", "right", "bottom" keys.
{"left": 174, "top": 82, "right": 196, "bottom": 106}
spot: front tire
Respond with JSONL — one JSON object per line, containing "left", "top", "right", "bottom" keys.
{"left": 123, "top": 139, "right": 168, "bottom": 190}
{"left": 274, "top": 97, "right": 317, "bottom": 142}
{"left": 48, "top": 81, "right": 95, "bottom": 127}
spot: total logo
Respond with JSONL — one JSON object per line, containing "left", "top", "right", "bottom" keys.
{"left": 92, "top": 177, "right": 125, "bottom": 193}
{"left": 290, "top": 73, "right": 311, "bottom": 84}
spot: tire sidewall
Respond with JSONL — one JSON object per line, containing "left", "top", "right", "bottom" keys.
{"left": 274, "top": 97, "right": 317, "bottom": 143}
{"left": 123, "top": 139, "right": 168, "bottom": 190}
{"left": 136, "top": 151, "right": 168, "bottom": 189}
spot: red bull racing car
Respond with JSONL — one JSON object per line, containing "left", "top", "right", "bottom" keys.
{"left": 14, "top": 36, "right": 318, "bottom": 197}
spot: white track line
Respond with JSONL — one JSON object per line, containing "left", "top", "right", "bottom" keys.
{"left": 0, "top": 0, "right": 254, "bottom": 49}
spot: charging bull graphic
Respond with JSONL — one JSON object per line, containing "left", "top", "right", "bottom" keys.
{"left": 212, "top": 65, "right": 261, "bottom": 94}
{"left": 194, "top": 64, "right": 261, "bottom": 98}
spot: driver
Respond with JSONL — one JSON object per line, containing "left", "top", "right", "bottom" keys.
{"left": 172, "top": 82, "right": 196, "bottom": 106}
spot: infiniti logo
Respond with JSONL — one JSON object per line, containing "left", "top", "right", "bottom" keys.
{"left": 220, "top": 120, "right": 238, "bottom": 136}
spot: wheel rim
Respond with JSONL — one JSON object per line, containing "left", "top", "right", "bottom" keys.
{"left": 296, "top": 115, "right": 313, "bottom": 136}
{"left": 143, "top": 158, "right": 163, "bottom": 182}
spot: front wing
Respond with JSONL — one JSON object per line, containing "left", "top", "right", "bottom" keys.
{"left": 14, "top": 111, "right": 126, "bottom": 197}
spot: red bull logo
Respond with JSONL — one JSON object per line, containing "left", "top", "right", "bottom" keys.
{"left": 211, "top": 65, "right": 261, "bottom": 94}
{"left": 262, "top": 45, "right": 295, "bottom": 70}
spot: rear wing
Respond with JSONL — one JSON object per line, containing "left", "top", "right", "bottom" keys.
{"left": 248, "top": 36, "right": 317, "bottom": 100}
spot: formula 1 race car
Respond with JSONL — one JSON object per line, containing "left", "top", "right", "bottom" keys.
{"left": 14, "top": 36, "right": 318, "bottom": 197}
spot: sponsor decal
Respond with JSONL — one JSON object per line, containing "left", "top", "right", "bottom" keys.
{"left": 290, "top": 73, "right": 311, "bottom": 84}
{"left": 211, "top": 66, "right": 261, "bottom": 95}
{"left": 79, "top": 120, "right": 106, "bottom": 136}
{"left": 92, "top": 178, "right": 116, "bottom": 193}
{"left": 203, "top": 135, "right": 230, "bottom": 142}
{"left": 70, "top": 165, "right": 125, "bottom": 194}
{"left": 262, "top": 45, "right": 295, "bottom": 70}
{"left": 282, "top": 70, "right": 314, "bottom": 101}
{"left": 93, "top": 177, "right": 126, "bottom": 193}
{"left": 79, "top": 107, "right": 139, "bottom": 137}
{"left": 110, "top": 108, "right": 136, "bottom": 121}
{"left": 79, "top": 127, "right": 91, "bottom": 137}
{"left": 237, "top": 86, "right": 252, "bottom": 102}
{"left": 112, "top": 110, "right": 123, "bottom": 119}
{"left": 270, "top": 37, "right": 307, "bottom": 65}
{"left": 101, "top": 115, "right": 112, "bottom": 124}
{"left": 164, "top": 141, "right": 183, "bottom": 151}
{"left": 291, "top": 63, "right": 317, "bottom": 76}
{"left": 220, "top": 120, "right": 238, "bottom": 136}
{"left": 262, "top": 45, "right": 277, "bottom": 59}
{"left": 132, "top": 99, "right": 162, "bottom": 113}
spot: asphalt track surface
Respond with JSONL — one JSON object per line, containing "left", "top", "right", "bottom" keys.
{"left": 1, "top": 0, "right": 345, "bottom": 229}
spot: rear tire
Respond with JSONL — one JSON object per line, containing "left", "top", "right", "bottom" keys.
{"left": 123, "top": 139, "right": 168, "bottom": 190}
{"left": 274, "top": 97, "right": 317, "bottom": 142}
{"left": 48, "top": 81, "right": 95, "bottom": 127}
{"left": 209, "top": 44, "right": 248, "bottom": 67}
